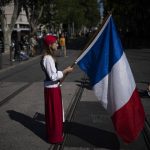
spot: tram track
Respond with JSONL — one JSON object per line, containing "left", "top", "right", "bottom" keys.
{"left": 0, "top": 83, "right": 32, "bottom": 107}
{"left": 0, "top": 67, "right": 150, "bottom": 149}
{"left": 49, "top": 75, "right": 87, "bottom": 150}
{"left": 142, "top": 118, "right": 150, "bottom": 150}
{"left": 48, "top": 76, "right": 150, "bottom": 150}
{"left": 0, "top": 57, "right": 40, "bottom": 81}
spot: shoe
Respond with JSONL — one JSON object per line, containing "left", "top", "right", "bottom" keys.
{"left": 50, "top": 140, "right": 63, "bottom": 145}
{"left": 11, "top": 59, "right": 15, "bottom": 62}
{"left": 59, "top": 84, "right": 62, "bottom": 87}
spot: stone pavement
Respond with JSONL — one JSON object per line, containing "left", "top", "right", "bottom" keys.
{"left": 0, "top": 50, "right": 82, "bottom": 150}
{"left": 0, "top": 51, "right": 40, "bottom": 73}
{"left": 0, "top": 48, "right": 150, "bottom": 150}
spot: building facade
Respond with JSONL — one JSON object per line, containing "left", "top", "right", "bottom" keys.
{"left": 0, "top": 2, "right": 30, "bottom": 40}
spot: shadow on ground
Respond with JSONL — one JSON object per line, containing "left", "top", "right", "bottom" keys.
{"left": 7, "top": 110, "right": 48, "bottom": 143}
{"left": 64, "top": 121, "right": 120, "bottom": 149}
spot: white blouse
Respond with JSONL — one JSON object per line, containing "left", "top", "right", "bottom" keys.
{"left": 43, "top": 55, "right": 63, "bottom": 88}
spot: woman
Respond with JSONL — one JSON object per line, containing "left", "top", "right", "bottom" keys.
{"left": 41, "top": 35, "right": 73, "bottom": 144}
{"left": 59, "top": 33, "right": 67, "bottom": 57}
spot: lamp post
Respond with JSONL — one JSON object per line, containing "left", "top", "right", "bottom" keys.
{"left": 97, "top": 0, "right": 104, "bottom": 24}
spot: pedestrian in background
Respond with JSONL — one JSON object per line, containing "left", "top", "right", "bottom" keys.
{"left": 29, "top": 34, "right": 37, "bottom": 57}
{"left": 59, "top": 33, "right": 67, "bottom": 57}
{"left": 40, "top": 35, "right": 73, "bottom": 144}
{"left": 0, "top": 37, "right": 4, "bottom": 53}
{"left": 10, "top": 36, "right": 20, "bottom": 61}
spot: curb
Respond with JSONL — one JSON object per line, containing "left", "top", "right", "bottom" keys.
{"left": 0, "top": 55, "right": 41, "bottom": 74}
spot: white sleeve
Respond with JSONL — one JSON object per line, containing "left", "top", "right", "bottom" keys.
{"left": 43, "top": 56, "right": 63, "bottom": 81}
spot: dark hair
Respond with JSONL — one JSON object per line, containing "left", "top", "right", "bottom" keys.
{"left": 40, "top": 48, "right": 57, "bottom": 74}
{"left": 43, "top": 41, "right": 54, "bottom": 56}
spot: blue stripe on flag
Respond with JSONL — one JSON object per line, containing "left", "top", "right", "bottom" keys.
{"left": 77, "top": 17, "right": 124, "bottom": 86}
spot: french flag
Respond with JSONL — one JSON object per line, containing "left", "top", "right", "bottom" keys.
{"left": 75, "top": 15, "right": 145, "bottom": 143}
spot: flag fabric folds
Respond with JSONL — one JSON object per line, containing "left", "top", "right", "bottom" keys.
{"left": 75, "top": 15, "right": 145, "bottom": 143}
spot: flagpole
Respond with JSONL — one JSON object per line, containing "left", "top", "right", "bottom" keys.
{"left": 71, "top": 12, "right": 112, "bottom": 67}
{"left": 60, "top": 12, "right": 112, "bottom": 84}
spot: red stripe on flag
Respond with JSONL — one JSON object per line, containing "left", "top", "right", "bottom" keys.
{"left": 111, "top": 88, "right": 145, "bottom": 143}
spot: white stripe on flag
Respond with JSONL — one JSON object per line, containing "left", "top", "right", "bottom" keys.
{"left": 93, "top": 53, "right": 136, "bottom": 115}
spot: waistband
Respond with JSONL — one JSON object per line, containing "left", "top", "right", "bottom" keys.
{"left": 44, "top": 80, "right": 60, "bottom": 88}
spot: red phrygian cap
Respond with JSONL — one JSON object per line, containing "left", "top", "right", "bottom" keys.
{"left": 44, "top": 35, "right": 57, "bottom": 46}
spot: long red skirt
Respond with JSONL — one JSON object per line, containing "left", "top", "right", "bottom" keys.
{"left": 44, "top": 87, "right": 64, "bottom": 143}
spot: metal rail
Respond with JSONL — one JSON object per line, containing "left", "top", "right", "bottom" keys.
{"left": 48, "top": 77, "right": 150, "bottom": 150}
{"left": 142, "top": 118, "right": 150, "bottom": 150}
{"left": 0, "top": 83, "right": 32, "bottom": 107}
{"left": 49, "top": 75, "right": 87, "bottom": 150}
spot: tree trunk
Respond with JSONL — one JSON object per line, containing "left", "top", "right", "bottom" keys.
{"left": 0, "top": 0, "right": 19, "bottom": 53}
{"left": 24, "top": 4, "right": 44, "bottom": 34}
{"left": 3, "top": 30, "right": 12, "bottom": 53}
{"left": 0, "top": 13, "right": 11, "bottom": 53}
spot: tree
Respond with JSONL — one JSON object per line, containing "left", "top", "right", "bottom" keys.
{"left": 80, "top": 0, "right": 100, "bottom": 28}
{"left": 54, "top": 0, "right": 100, "bottom": 34}
{"left": 39, "top": 0, "right": 58, "bottom": 33}
{"left": 105, "top": 0, "right": 150, "bottom": 48}
{"left": 0, "top": 0, "right": 21, "bottom": 52}
{"left": 22, "top": 0, "right": 46, "bottom": 34}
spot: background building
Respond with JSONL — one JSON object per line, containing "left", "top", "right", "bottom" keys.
{"left": 0, "top": 2, "right": 30, "bottom": 42}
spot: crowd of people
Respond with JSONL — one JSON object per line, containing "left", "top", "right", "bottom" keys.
{"left": 10, "top": 31, "right": 68, "bottom": 62}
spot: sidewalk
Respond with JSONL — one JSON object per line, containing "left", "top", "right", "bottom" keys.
{"left": 0, "top": 49, "right": 150, "bottom": 150}
{"left": 0, "top": 52, "right": 40, "bottom": 73}
{"left": 0, "top": 36, "right": 87, "bottom": 72}
{"left": 0, "top": 49, "right": 83, "bottom": 150}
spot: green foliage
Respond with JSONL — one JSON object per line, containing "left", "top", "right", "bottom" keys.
{"left": 0, "top": 0, "right": 13, "bottom": 15}
{"left": 21, "top": 0, "right": 100, "bottom": 32}
{"left": 0, "top": 0, "right": 12, "bottom": 6}
{"left": 54, "top": 0, "right": 100, "bottom": 30}
{"left": 105, "top": 0, "right": 150, "bottom": 37}
{"left": 79, "top": 0, "right": 100, "bottom": 27}
{"left": 23, "top": 0, "right": 45, "bottom": 19}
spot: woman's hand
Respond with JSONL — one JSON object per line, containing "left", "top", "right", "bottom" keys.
{"left": 60, "top": 66, "right": 74, "bottom": 84}
{"left": 63, "top": 66, "right": 73, "bottom": 75}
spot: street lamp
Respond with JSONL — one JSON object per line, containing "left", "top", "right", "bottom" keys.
{"left": 97, "top": 0, "right": 104, "bottom": 24}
